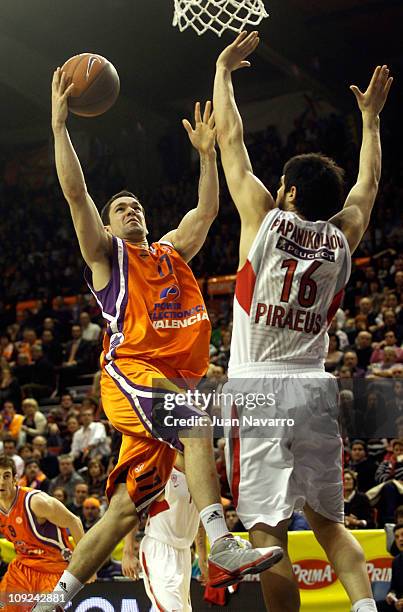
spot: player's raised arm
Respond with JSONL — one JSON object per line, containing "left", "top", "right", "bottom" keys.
{"left": 331, "top": 65, "right": 393, "bottom": 253}
{"left": 51, "top": 68, "right": 112, "bottom": 282}
{"left": 30, "top": 492, "right": 84, "bottom": 546}
{"left": 160, "top": 101, "right": 218, "bottom": 263}
{"left": 213, "top": 32, "right": 275, "bottom": 229}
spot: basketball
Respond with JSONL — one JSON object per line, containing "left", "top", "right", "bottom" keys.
{"left": 61, "top": 53, "right": 120, "bottom": 117}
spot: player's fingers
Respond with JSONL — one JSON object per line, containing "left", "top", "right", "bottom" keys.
{"left": 238, "top": 31, "right": 258, "bottom": 50}
{"left": 239, "top": 60, "right": 251, "bottom": 69}
{"left": 203, "top": 100, "right": 211, "bottom": 123}
{"left": 233, "top": 30, "right": 248, "bottom": 46}
{"left": 383, "top": 76, "right": 393, "bottom": 98}
{"left": 182, "top": 118, "right": 193, "bottom": 135}
{"left": 368, "top": 65, "right": 382, "bottom": 90}
{"left": 349, "top": 85, "right": 363, "bottom": 100}
{"left": 52, "top": 68, "right": 60, "bottom": 88}
{"left": 208, "top": 110, "right": 215, "bottom": 128}
{"left": 379, "top": 65, "right": 389, "bottom": 86}
{"left": 62, "top": 83, "right": 75, "bottom": 100}
{"left": 195, "top": 101, "right": 202, "bottom": 124}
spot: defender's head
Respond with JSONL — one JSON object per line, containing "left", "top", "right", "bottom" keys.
{"left": 276, "top": 153, "right": 345, "bottom": 221}
{"left": 101, "top": 191, "right": 148, "bottom": 242}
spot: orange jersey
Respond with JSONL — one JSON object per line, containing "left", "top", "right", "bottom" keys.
{"left": 0, "top": 487, "right": 72, "bottom": 572}
{"left": 85, "top": 238, "right": 210, "bottom": 382}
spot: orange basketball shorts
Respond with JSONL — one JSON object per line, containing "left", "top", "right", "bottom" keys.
{"left": 0, "top": 559, "right": 64, "bottom": 612}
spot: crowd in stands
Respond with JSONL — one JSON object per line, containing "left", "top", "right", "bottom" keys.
{"left": 0, "top": 104, "right": 402, "bottom": 591}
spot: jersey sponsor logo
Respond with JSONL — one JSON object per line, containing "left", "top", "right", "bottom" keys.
{"left": 254, "top": 303, "right": 322, "bottom": 335}
{"left": 160, "top": 285, "right": 180, "bottom": 301}
{"left": 152, "top": 311, "right": 209, "bottom": 329}
{"left": 293, "top": 559, "right": 337, "bottom": 589}
{"left": 15, "top": 516, "right": 23, "bottom": 524}
{"left": 270, "top": 216, "right": 344, "bottom": 251}
{"left": 276, "top": 236, "right": 335, "bottom": 262}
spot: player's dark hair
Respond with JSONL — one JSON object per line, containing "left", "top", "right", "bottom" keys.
{"left": 283, "top": 153, "right": 345, "bottom": 221}
{"left": 0, "top": 455, "right": 17, "bottom": 476}
{"left": 101, "top": 190, "right": 140, "bottom": 225}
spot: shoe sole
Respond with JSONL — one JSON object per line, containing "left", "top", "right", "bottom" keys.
{"left": 209, "top": 547, "right": 284, "bottom": 588}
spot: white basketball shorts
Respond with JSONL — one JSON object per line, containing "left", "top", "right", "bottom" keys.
{"left": 140, "top": 534, "right": 192, "bottom": 611}
{"left": 223, "top": 364, "right": 344, "bottom": 529}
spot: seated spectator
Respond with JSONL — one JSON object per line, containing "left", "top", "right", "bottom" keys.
{"left": 0, "top": 401, "right": 24, "bottom": 443}
{"left": 71, "top": 406, "right": 110, "bottom": 465}
{"left": 343, "top": 351, "right": 366, "bottom": 378}
{"left": 12, "top": 353, "right": 31, "bottom": 387}
{"left": 20, "top": 398, "right": 47, "bottom": 444}
{"left": 32, "top": 435, "right": 59, "bottom": 479}
{"left": 370, "top": 347, "right": 400, "bottom": 379}
{"left": 375, "top": 439, "right": 403, "bottom": 526}
{"left": 371, "top": 332, "right": 403, "bottom": 365}
{"left": 18, "top": 458, "right": 49, "bottom": 492}
{"left": 0, "top": 333, "right": 16, "bottom": 363}
{"left": 224, "top": 505, "right": 245, "bottom": 532}
{"left": 18, "top": 443, "right": 33, "bottom": 463}
{"left": 358, "top": 297, "right": 378, "bottom": 330}
{"left": 384, "top": 524, "right": 403, "bottom": 610}
{"left": 52, "top": 486, "right": 68, "bottom": 505}
{"left": 0, "top": 364, "right": 21, "bottom": 410}
{"left": 21, "top": 344, "right": 55, "bottom": 399}
{"left": 354, "top": 331, "right": 374, "bottom": 371}
{"left": 66, "top": 482, "right": 89, "bottom": 520}
{"left": 328, "top": 316, "right": 349, "bottom": 349}
{"left": 15, "top": 328, "right": 40, "bottom": 363}
{"left": 61, "top": 415, "right": 80, "bottom": 454}
{"left": 374, "top": 310, "right": 403, "bottom": 344}
{"left": 48, "top": 454, "right": 85, "bottom": 503}
{"left": 58, "top": 325, "right": 93, "bottom": 392}
{"left": 2, "top": 436, "right": 24, "bottom": 478}
{"left": 41, "top": 329, "right": 63, "bottom": 366}
{"left": 79, "top": 311, "right": 101, "bottom": 342}
{"left": 343, "top": 469, "right": 373, "bottom": 529}
{"left": 325, "top": 334, "right": 343, "bottom": 372}
{"left": 346, "top": 440, "right": 377, "bottom": 492}
{"left": 82, "top": 497, "right": 101, "bottom": 532}
{"left": 85, "top": 458, "right": 107, "bottom": 498}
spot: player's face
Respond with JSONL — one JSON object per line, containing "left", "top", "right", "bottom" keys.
{"left": 108, "top": 197, "right": 148, "bottom": 242}
{"left": 0, "top": 468, "right": 16, "bottom": 501}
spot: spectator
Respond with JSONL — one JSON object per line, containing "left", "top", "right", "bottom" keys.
{"left": 0, "top": 364, "right": 21, "bottom": 410}
{"left": 358, "top": 297, "right": 377, "bottom": 329}
{"left": 21, "top": 344, "right": 55, "bottom": 399}
{"left": 224, "top": 505, "right": 245, "bottom": 532}
{"left": 370, "top": 347, "right": 399, "bottom": 378}
{"left": 52, "top": 487, "right": 68, "bottom": 505}
{"left": 58, "top": 325, "right": 93, "bottom": 392}
{"left": 384, "top": 524, "right": 403, "bottom": 610}
{"left": 325, "top": 334, "right": 343, "bottom": 372}
{"left": 354, "top": 331, "right": 374, "bottom": 371}
{"left": 0, "top": 333, "right": 15, "bottom": 363}
{"left": 343, "top": 469, "right": 373, "bottom": 529}
{"left": 2, "top": 437, "right": 24, "bottom": 478}
{"left": 82, "top": 497, "right": 101, "bottom": 532}
{"left": 18, "top": 458, "right": 49, "bottom": 492}
{"left": 66, "top": 482, "right": 89, "bottom": 520}
{"left": 0, "top": 402, "right": 24, "bottom": 443}
{"left": 41, "top": 329, "right": 63, "bottom": 366}
{"left": 20, "top": 398, "right": 47, "bottom": 444}
{"left": 79, "top": 311, "right": 101, "bottom": 342}
{"left": 18, "top": 443, "right": 33, "bottom": 462}
{"left": 85, "top": 458, "right": 107, "bottom": 498}
{"left": 343, "top": 351, "right": 366, "bottom": 378}
{"left": 346, "top": 440, "right": 377, "bottom": 492}
{"left": 48, "top": 454, "right": 85, "bottom": 503}
{"left": 371, "top": 332, "right": 403, "bottom": 365}
{"left": 61, "top": 415, "right": 80, "bottom": 454}
{"left": 32, "top": 435, "right": 59, "bottom": 479}
{"left": 71, "top": 407, "right": 110, "bottom": 464}
{"left": 375, "top": 439, "right": 403, "bottom": 526}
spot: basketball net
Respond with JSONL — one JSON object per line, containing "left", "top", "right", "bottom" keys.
{"left": 173, "top": 0, "right": 269, "bottom": 37}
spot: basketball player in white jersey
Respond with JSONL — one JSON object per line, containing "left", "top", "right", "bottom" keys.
{"left": 213, "top": 31, "right": 393, "bottom": 612}
{"left": 121, "top": 454, "right": 205, "bottom": 611}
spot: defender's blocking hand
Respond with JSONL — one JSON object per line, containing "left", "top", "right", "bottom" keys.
{"left": 216, "top": 30, "right": 260, "bottom": 72}
{"left": 182, "top": 101, "right": 216, "bottom": 155}
{"left": 350, "top": 65, "right": 393, "bottom": 117}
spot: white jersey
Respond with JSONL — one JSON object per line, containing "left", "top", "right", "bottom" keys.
{"left": 229, "top": 208, "right": 351, "bottom": 374}
{"left": 145, "top": 467, "right": 199, "bottom": 549}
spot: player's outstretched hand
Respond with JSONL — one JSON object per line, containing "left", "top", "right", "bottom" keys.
{"left": 122, "top": 550, "right": 142, "bottom": 580}
{"left": 350, "top": 65, "right": 393, "bottom": 118}
{"left": 51, "top": 67, "right": 75, "bottom": 130}
{"left": 182, "top": 101, "right": 216, "bottom": 155}
{"left": 216, "top": 30, "right": 260, "bottom": 72}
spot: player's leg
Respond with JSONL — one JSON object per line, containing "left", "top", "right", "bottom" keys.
{"left": 250, "top": 521, "right": 300, "bottom": 612}
{"left": 0, "top": 560, "right": 34, "bottom": 612}
{"left": 180, "top": 421, "right": 283, "bottom": 587}
{"left": 140, "top": 535, "right": 185, "bottom": 611}
{"left": 304, "top": 505, "right": 376, "bottom": 611}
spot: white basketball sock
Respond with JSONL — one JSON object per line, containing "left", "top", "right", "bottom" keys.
{"left": 53, "top": 570, "right": 83, "bottom": 606}
{"left": 352, "top": 598, "right": 377, "bottom": 611}
{"left": 200, "top": 503, "right": 230, "bottom": 545}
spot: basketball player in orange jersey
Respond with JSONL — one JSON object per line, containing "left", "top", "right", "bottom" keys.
{"left": 214, "top": 32, "right": 393, "bottom": 612}
{"left": 33, "top": 68, "right": 282, "bottom": 611}
{"left": 0, "top": 455, "right": 83, "bottom": 612}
